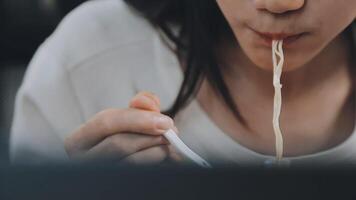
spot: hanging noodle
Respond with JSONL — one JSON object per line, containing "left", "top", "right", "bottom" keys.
{"left": 272, "top": 40, "right": 285, "bottom": 162}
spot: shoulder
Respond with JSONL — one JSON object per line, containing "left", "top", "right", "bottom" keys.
{"left": 20, "top": 0, "right": 179, "bottom": 120}
{"left": 22, "top": 0, "right": 161, "bottom": 96}
{"left": 46, "top": 0, "right": 158, "bottom": 71}
{"left": 19, "top": 0, "right": 160, "bottom": 118}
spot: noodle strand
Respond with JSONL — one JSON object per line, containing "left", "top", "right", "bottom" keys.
{"left": 272, "top": 40, "right": 285, "bottom": 162}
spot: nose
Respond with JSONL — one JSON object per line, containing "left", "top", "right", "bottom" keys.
{"left": 254, "top": 0, "right": 305, "bottom": 14}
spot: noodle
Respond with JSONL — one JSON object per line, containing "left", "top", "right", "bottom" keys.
{"left": 272, "top": 40, "right": 285, "bottom": 162}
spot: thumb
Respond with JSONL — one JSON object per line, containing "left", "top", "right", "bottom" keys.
{"left": 130, "top": 93, "right": 183, "bottom": 165}
{"left": 129, "top": 91, "right": 179, "bottom": 133}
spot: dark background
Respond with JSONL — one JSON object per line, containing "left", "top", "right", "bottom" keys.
{"left": 0, "top": 0, "right": 88, "bottom": 164}
{"left": 0, "top": 2, "right": 356, "bottom": 199}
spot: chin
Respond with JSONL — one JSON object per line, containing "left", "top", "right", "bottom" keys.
{"left": 246, "top": 48, "right": 307, "bottom": 73}
{"left": 256, "top": 59, "right": 304, "bottom": 73}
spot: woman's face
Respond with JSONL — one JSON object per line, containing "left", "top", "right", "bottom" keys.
{"left": 216, "top": 0, "right": 356, "bottom": 72}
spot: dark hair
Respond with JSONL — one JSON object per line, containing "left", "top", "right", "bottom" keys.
{"left": 123, "top": 1, "right": 356, "bottom": 128}
{"left": 124, "top": 0, "right": 248, "bottom": 126}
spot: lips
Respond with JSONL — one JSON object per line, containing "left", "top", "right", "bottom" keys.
{"left": 251, "top": 28, "right": 305, "bottom": 47}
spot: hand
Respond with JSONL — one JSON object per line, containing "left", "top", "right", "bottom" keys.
{"left": 65, "top": 91, "right": 182, "bottom": 166}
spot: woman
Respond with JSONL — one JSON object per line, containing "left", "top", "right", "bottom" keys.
{"left": 10, "top": 0, "right": 356, "bottom": 167}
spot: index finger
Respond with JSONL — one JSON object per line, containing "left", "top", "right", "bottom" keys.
{"left": 67, "top": 108, "right": 174, "bottom": 151}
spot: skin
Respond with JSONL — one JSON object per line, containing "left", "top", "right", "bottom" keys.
{"left": 65, "top": 0, "right": 356, "bottom": 163}
{"left": 197, "top": 0, "right": 356, "bottom": 156}
{"left": 217, "top": 0, "right": 356, "bottom": 72}
{"left": 65, "top": 91, "right": 182, "bottom": 165}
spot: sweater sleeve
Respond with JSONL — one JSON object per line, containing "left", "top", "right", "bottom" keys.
{"left": 10, "top": 0, "right": 158, "bottom": 164}
{"left": 9, "top": 53, "right": 85, "bottom": 164}
{"left": 9, "top": 36, "right": 87, "bottom": 164}
{"left": 8, "top": 2, "right": 101, "bottom": 165}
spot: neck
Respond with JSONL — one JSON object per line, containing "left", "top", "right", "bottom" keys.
{"left": 202, "top": 31, "right": 355, "bottom": 156}
{"left": 221, "top": 32, "right": 353, "bottom": 104}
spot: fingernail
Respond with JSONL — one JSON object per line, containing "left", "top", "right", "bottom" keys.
{"left": 142, "top": 93, "right": 160, "bottom": 107}
{"left": 134, "top": 94, "right": 152, "bottom": 104}
{"left": 155, "top": 115, "right": 174, "bottom": 132}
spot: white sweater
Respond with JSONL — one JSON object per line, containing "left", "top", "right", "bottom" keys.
{"left": 10, "top": 0, "right": 356, "bottom": 167}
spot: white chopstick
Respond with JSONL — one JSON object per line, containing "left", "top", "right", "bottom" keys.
{"left": 164, "top": 129, "right": 212, "bottom": 168}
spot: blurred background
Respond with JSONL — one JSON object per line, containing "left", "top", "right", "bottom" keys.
{"left": 0, "top": 0, "right": 88, "bottom": 164}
